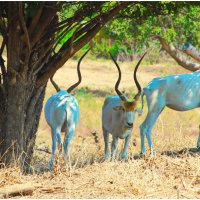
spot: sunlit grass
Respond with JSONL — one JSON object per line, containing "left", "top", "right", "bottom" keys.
{"left": 37, "top": 87, "right": 199, "bottom": 156}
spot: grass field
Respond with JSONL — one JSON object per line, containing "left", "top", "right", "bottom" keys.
{"left": 1, "top": 55, "right": 200, "bottom": 198}
{"left": 37, "top": 55, "right": 199, "bottom": 153}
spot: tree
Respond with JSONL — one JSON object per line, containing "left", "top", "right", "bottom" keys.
{"left": 90, "top": 2, "right": 186, "bottom": 59}
{"left": 97, "top": 2, "right": 200, "bottom": 69}
{"left": 140, "top": 2, "right": 200, "bottom": 71}
{"left": 0, "top": 1, "right": 131, "bottom": 172}
{"left": 152, "top": 36, "right": 200, "bottom": 71}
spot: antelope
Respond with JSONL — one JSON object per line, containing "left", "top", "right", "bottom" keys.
{"left": 140, "top": 70, "right": 200, "bottom": 154}
{"left": 102, "top": 53, "right": 146, "bottom": 160}
{"left": 44, "top": 49, "right": 90, "bottom": 169}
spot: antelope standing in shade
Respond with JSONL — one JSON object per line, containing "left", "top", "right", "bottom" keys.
{"left": 140, "top": 70, "right": 200, "bottom": 154}
{"left": 102, "top": 53, "right": 146, "bottom": 159}
{"left": 45, "top": 49, "right": 90, "bottom": 169}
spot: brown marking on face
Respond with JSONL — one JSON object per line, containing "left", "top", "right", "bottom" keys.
{"left": 122, "top": 100, "right": 137, "bottom": 112}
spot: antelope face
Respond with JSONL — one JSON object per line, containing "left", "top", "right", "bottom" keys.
{"left": 123, "top": 100, "right": 137, "bottom": 129}
{"left": 113, "top": 101, "right": 137, "bottom": 130}
{"left": 124, "top": 110, "right": 135, "bottom": 129}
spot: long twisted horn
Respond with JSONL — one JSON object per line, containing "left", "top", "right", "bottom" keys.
{"left": 110, "top": 52, "right": 126, "bottom": 101}
{"left": 133, "top": 52, "right": 147, "bottom": 100}
{"left": 50, "top": 76, "right": 61, "bottom": 92}
{"left": 67, "top": 49, "right": 90, "bottom": 93}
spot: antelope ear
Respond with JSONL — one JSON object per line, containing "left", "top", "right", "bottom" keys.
{"left": 113, "top": 106, "right": 124, "bottom": 111}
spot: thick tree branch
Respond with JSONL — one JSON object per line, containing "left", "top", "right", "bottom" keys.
{"left": 34, "top": 31, "right": 75, "bottom": 77}
{"left": 0, "top": 19, "right": 6, "bottom": 35}
{"left": 182, "top": 42, "right": 200, "bottom": 63}
{"left": 42, "top": 2, "right": 105, "bottom": 45}
{"left": 30, "top": 3, "right": 57, "bottom": 48}
{"left": 154, "top": 35, "right": 200, "bottom": 71}
{"left": 7, "top": 2, "right": 21, "bottom": 75}
{"left": 51, "top": 25, "right": 74, "bottom": 52}
{"left": 18, "top": 3, "right": 30, "bottom": 54}
{"left": 28, "top": 3, "right": 44, "bottom": 35}
{"left": 0, "top": 7, "right": 7, "bottom": 35}
{"left": 0, "top": 36, "right": 7, "bottom": 78}
{"left": 59, "top": 20, "right": 96, "bottom": 52}
{"left": 40, "top": 19, "right": 77, "bottom": 54}
{"left": 18, "top": 3, "right": 31, "bottom": 77}
{"left": 32, "top": 42, "right": 54, "bottom": 75}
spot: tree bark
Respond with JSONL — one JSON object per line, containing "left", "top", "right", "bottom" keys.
{"left": 155, "top": 35, "right": 200, "bottom": 71}
{"left": 0, "top": 3, "right": 48, "bottom": 172}
{"left": 0, "top": 78, "right": 46, "bottom": 173}
{"left": 182, "top": 42, "right": 200, "bottom": 63}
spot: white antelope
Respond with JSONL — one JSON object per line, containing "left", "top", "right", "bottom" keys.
{"left": 102, "top": 53, "right": 146, "bottom": 159}
{"left": 140, "top": 70, "right": 200, "bottom": 153}
{"left": 44, "top": 49, "right": 90, "bottom": 169}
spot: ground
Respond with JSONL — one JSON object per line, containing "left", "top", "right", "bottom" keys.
{"left": 0, "top": 53, "right": 200, "bottom": 198}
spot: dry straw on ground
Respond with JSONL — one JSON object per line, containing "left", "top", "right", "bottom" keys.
{"left": 0, "top": 150, "right": 200, "bottom": 199}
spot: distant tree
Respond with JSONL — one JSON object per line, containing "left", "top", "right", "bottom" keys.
{"left": 137, "top": 2, "right": 200, "bottom": 71}
{"left": 0, "top": 1, "right": 131, "bottom": 172}
{"left": 97, "top": 2, "right": 200, "bottom": 70}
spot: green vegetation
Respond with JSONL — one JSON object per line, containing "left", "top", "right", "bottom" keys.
{"left": 68, "top": 2, "right": 200, "bottom": 60}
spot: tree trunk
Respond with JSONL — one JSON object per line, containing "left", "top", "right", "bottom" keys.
{"left": 0, "top": 3, "right": 50, "bottom": 172}
{"left": 0, "top": 78, "right": 46, "bottom": 173}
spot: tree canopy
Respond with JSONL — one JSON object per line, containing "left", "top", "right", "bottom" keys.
{"left": 91, "top": 2, "right": 200, "bottom": 64}
{"left": 0, "top": 2, "right": 131, "bottom": 86}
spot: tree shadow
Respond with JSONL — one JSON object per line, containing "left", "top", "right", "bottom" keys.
{"left": 132, "top": 148, "right": 200, "bottom": 160}
{"left": 161, "top": 147, "right": 200, "bottom": 157}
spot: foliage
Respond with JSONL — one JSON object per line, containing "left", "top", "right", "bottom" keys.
{"left": 88, "top": 2, "right": 200, "bottom": 59}
{"left": 136, "top": 3, "right": 200, "bottom": 47}
{"left": 55, "top": 2, "right": 200, "bottom": 60}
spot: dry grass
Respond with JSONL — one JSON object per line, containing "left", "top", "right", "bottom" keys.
{"left": 1, "top": 57, "right": 200, "bottom": 198}
{"left": 1, "top": 153, "right": 200, "bottom": 198}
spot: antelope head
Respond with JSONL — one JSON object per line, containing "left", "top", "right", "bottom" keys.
{"left": 110, "top": 52, "right": 146, "bottom": 129}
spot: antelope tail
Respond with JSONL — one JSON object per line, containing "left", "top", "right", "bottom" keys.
{"left": 141, "top": 91, "right": 145, "bottom": 111}
{"left": 137, "top": 91, "right": 145, "bottom": 116}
